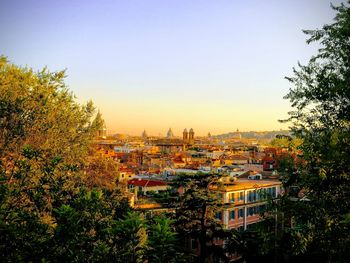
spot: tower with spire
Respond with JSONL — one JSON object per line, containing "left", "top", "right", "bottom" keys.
{"left": 189, "top": 128, "right": 195, "bottom": 144}
{"left": 142, "top": 130, "right": 148, "bottom": 139}
{"left": 183, "top": 128, "right": 188, "bottom": 143}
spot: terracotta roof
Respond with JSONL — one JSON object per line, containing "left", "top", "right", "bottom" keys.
{"left": 263, "top": 156, "right": 275, "bottom": 161}
{"left": 128, "top": 179, "right": 168, "bottom": 187}
{"left": 173, "top": 159, "right": 185, "bottom": 163}
{"left": 210, "top": 179, "right": 281, "bottom": 192}
{"left": 230, "top": 155, "right": 249, "bottom": 160}
{"left": 119, "top": 167, "right": 133, "bottom": 172}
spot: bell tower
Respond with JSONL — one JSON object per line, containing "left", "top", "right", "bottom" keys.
{"left": 183, "top": 128, "right": 188, "bottom": 143}
{"left": 189, "top": 128, "right": 194, "bottom": 144}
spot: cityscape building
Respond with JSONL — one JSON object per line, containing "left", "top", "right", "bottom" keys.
{"left": 141, "top": 130, "right": 148, "bottom": 139}
{"left": 166, "top": 128, "right": 174, "bottom": 138}
{"left": 211, "top": 178, "right": 282, "bottom": 230}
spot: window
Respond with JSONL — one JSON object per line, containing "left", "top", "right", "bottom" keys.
{"left": 215, "top": 212, "right": 222, "bottom": 220}
{"left": 248, "top": 191, "right": 252, "bottom": 202}
{"left": 248, "top": 207, "right": 256, "bottom": 216}
{"left": 238, "top": 208, "right": 244, "bottom": 218}
{"left": 238, "top": 192, "right": 244, "bottom": 201}
{"left": 267, "top": 187, "right": 271, "bottom": 195}
{"left": 230, "top": 210, "right": 235, "bottom": 220}
{"left": 272, "top": 187, "right": 276, "bottom": 197}
{"left": 248, "top": 190, "right": 257, "bottom": 202}
{"left": 229, "top": 193, "right": 235, "bottom": 203}
{"left": 266, "top": 187, "right": 276, "bottom": 198}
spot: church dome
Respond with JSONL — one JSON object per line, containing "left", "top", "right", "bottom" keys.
{"left": 167, "top": 128, "right": 174, "bottom": 138}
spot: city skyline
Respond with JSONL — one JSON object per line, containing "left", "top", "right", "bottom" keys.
{"left": 107, "top": 127, "right": 287, "bottom": 138}
{"left": 0, "top": 0, "right": 341, "bottom": 135}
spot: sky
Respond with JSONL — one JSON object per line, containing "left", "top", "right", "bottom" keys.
{"left": 0, "top": 0, "right": 342, "bottom": 136}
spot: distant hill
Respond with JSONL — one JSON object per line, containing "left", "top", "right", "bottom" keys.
{"left": 214, "top": 130, "right": 290, "bottom": 140}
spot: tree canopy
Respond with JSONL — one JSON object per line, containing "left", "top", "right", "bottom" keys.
{"left": 258, "top": 2, "right": 350, "bottom": 262}
{"left": 0, "top": 57, "right": 130, "bottom": 262}
{"left": 170, "top": 173, "right": 241, "bottom": 263}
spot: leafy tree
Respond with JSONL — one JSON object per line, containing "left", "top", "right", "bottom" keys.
{"left": 51, "top": 189, "right": 113, "bottom": 262}
{"left": 0, "top": 57, "right": 102, "bottom": 163}
{"left": 170, "top": 173, "right": 237, "bottom": 263}
{"left": 112, "top": 212, "right": 147, "bottom": 263}
{"left": 84, "top": 147, "right": 119, "bottom": 190}
{"left": 146, "top": 216, "right": 186, "bottom": 263}
{"left": 258, "top": 2, "right": 350, "bottom": 262}
{"left": 270, "top": 137, "right": 302, "bottom": 152}
{"left": 0, "top": 57, "right": 130, "bottom": 262}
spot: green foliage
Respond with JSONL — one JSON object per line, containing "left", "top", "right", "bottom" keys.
{"left": 84, "top": 149, "right": 119, "bottom": 190}
{"left": 147, "top": 189, "right": 179, "bottom": 207}
{"left": 51, "top": 189, "right": 117, "bottom": 262}
{"left": 170, "top": 173, "right": 241, "bottom": 262}
{"left": 257, "top": 2, "right": 350, "bottom": 262}
{"left": 171, "top": 173, "right": 222, "bottom": 231}
{"left": 146, "top": 216, "right": 186, "bottom": 263}
{"left": 0, "top": 57, "right": 131, "bottom": 262}
{"left": 270, "top": 137, "right": 302, "bottom": 151}
{"left": 0, "top": 58, "right": 100, "bottom": 163}
{"left": 113, "top": 212, "right": 147, "bottom": 263}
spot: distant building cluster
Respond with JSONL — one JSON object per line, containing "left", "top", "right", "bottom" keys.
{"left": 92, "top": 126, "right": 296, "bottom": 261}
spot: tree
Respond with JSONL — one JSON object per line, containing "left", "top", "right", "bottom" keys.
{"left": 170, "top": 172, "right": 238, "bottom": 263}
{"left": 270, "top": 137, "right": 302, "bottom": 152}
{"left": 260, "top": 2, "right": 350, "bottom": 262}
{"left": 146, "top": 216, "right": 186, "bottom": 263}
{"left": 51, "top": 189, "right": 118, "bottom": 262}
{"left": 112, "top": 212, "right": 148, "bottom": 263}
{"left": 84, "top": 147, "right": 119, "bottom": 190}
{"left": 0, "top": 57, "right": 130, "bottom": 261}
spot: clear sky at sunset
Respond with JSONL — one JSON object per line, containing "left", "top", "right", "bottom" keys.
{"left": 0, "top": 0, "right": 341, "bottom": 136}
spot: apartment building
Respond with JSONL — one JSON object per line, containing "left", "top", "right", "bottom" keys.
{"left": 212, "top": 177, "right": 282, "bottom": 230}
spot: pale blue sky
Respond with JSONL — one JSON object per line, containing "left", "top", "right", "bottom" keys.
{"left": 0, "top": 0, "right": 341, "bottom": 135}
